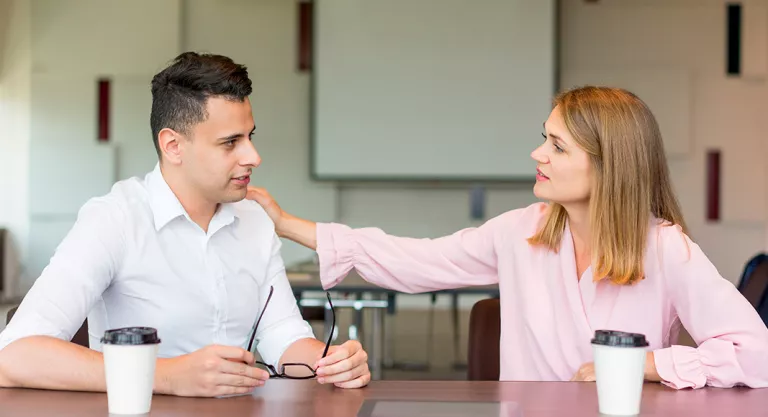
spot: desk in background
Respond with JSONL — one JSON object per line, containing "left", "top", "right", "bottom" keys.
{"left": 287, "top": 263, "right": 498, "bottom": 379}
{"left": 2, "top": 380, "right": 765, "bottom": 417}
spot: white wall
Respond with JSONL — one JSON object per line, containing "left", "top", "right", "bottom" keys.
{"left": 334, "top": 0, "right": 768, "bottom": 288}
{"left": 183, "top": 0, "right": 338, "bottom": 265}
{"left": 23, "top": 0, "right": 181, "bottom": 289}
{"left": 184, "top": 0, "right": 768, "bottom": 307}
{"left": 0, "top": 0, "right": 31, "bottom": 299}
{"left": 560, "top": 0, "right": 768, "bottom": 284}
{"left": 11, "top": 0, "right": 768, "bottom": 298}
{"left": 313, "top": 0, "right": 554, "bottom": 180}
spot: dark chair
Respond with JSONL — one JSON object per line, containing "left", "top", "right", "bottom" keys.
{"left": 6, "top": 306, "right": 90, "bottom": 348}
{"left": 301, "top": 306, "right": 326, "bottom": 322}
{"left": 467, "top": 298, "right": 500, "bottom": 381}
{"left": 737, "top": 253, "right": 768, "bottom": 325}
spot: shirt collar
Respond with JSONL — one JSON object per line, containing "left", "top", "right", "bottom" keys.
{"left": 147, "top": 163, "right": 239, "bottom": 232}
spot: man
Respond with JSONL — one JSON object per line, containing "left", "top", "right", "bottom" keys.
{"left": 0, "top": 52, "right": 370, "bottom": 397}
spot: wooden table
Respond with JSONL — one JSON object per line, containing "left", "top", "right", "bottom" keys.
{"left": 2, "top": 380, "right": 765, "bottom": 416}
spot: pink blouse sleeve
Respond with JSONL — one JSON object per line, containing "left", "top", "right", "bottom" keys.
{"left": 315, "top": 208, "right": 533, "bottom": 293}
{"left": 654, "top": 225, "right": 768, "bottom": 389}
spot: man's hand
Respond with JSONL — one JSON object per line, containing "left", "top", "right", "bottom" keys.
{"left": 246, "top": 187, "right": 286, "bottom": 229}
{"left": 156, "top": 345, "right": 270, "bottom": 397}
{"left": 313, "top": 340, "right": 371, "bottom": 389}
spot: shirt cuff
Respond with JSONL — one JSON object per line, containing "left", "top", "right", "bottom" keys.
{"left": 654, "top": 346, "right": 707, "bottom": 389}
{"left": 317, "top": 223, "right": 356, "bottom": 290}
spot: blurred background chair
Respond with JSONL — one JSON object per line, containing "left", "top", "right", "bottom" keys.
{"left": 467, "top": 297, "right": 500, "bottom": 381}
{"left": 738, "top": 253, "right": 768, "bottom": 326}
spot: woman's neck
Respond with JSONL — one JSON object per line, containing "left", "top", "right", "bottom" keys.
{"left": 564, "top": 202, "right": 591, "bottom": 259}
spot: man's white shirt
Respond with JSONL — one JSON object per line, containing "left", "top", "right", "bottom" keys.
{"left": 0, "top": 164, "right": 314, "bottom": 367}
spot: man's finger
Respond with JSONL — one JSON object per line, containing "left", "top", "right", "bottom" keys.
{"left": 318, "top": 362, "right": 367, "bottom": 384}
{"left": 215, "top": 372, "right": 266, "bottom": 388}
{"left": 316, "top": 347, "right": 351, "bottom": 368}
{"left": 316, "top": 345, "right": 340, "bottom": 364}
{"left": 215, "top": 384, "right": 257, "bottom": 397}
{"left": 317, "top": 348, "right": 366, "bottom": 376}
{"left": 212, "top": 345, "right": 255, "bottom": 364}
{"left": 316, "top": 356, "right": 353, "bottom": 377}
{"left": 317, "top": 341, "right": 361, "bottom": 367}
{"left": 219, "top": 359, "right": 270, "bottom": 381}
{"left": 333, "top": 374, "right": 371, "bottom": 389}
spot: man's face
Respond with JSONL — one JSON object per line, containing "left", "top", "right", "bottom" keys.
{"left": 179, "top": 96, "right": 260, "bottom": 205}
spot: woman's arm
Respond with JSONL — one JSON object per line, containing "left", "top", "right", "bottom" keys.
{"left": 247, "top": 187, "right": 318, "bottom": 249}
{"left": 315, "top": 220, "right": 501, "bottom": 293}
{"left": 246, "top": 187, "right": 518, "bottom": 293}
{"left": 654, "top": 225, "right": 768, "bottom": 389}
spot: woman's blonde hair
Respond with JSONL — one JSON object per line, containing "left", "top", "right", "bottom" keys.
{"left": 528, "top": 86, "right": 687, "bottom": 285}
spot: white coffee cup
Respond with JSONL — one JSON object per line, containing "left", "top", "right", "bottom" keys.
{"left": 101, "top": 327, "right": 161, "bottom": 415}
{"left": 591, "top": 330, "right": 649, "bottom": 416}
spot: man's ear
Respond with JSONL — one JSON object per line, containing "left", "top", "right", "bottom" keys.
{"left": 158, "top": 128, "right": 183, "bottom": 165}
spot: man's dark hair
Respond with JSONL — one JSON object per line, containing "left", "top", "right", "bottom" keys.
{"left": 150, "top": 52, "right": 253, "bottom": 157}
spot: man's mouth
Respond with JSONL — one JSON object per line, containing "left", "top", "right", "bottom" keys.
{"left": 232, "top": 174, "right": 251, "bottom": 184}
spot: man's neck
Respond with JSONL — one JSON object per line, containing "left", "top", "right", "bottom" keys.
{"left": 160, "top": 165, "right": 217, "bottom": 233}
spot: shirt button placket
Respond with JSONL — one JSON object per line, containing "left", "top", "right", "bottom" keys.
{"left": 205, "top": 238, "right": 223, "bottom": 345}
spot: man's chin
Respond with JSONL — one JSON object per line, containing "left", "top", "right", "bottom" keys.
{"left": 220, "top": 189, "right": 248, "bottom": 204}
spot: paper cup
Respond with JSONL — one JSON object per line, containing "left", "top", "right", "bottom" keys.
{"left": 591, "top": 330, "right": 648, "bottom": 416}
{"left": 101, "top": 327, "right": 161, "bottom": 415}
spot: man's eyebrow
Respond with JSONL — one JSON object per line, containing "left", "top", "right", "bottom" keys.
{"left": 218, "top": 127, "right": 256, "bottom": 142}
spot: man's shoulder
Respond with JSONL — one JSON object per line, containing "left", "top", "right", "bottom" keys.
{"left": 77, "top": 176, "right": 151, "bottom": 224}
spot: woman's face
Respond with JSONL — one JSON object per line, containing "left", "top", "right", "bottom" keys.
{"left": 531, "top": 105, "right": 592, "bottom": 205}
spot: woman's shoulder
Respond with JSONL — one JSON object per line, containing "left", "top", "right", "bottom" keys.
{"left": 648, "top": 219, "right": 697, "bottom": 267}
{"left": 484, "top": 202, "right": 549, "bottom": 235}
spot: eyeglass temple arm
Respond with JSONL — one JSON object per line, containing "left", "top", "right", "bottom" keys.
{"left": 247, "top": 286, "right": 275, "bottom": 353}
{"left": 321, "top": 292, "right": 335, "bottom": 359}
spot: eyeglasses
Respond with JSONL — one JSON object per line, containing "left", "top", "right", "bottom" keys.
{"left": 246, "top": 286, "right": 335, "bottom": 379}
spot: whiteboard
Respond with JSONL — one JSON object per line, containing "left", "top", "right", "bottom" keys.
{"left": 312, "top": 0, "right": 557, "bottom": 180}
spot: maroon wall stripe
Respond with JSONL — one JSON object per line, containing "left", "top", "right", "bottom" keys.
{"left": 298, "top": 2, "right": 313, "bottom": 72}
{"left": 706, "top": 149, "right": 721, "bottom": 221}
{"left": 98, "top": 78, "right": 110, "bottom": 142}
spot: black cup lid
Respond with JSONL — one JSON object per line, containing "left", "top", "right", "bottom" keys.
{"left": 591, "top": 330, "right": 648, "bottom": 348}
{"left": 101, "top": 327, "right": 161, "bottom": 345}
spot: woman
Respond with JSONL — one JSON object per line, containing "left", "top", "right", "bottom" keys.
{"left": 249, "top": 86, "right": 768, "bottom": 389}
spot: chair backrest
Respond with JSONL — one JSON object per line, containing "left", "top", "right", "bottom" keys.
{"left": 738, "top": 253, "right": 768, "bottom": 325}
{"left": 6, "top": 306, "right": 90, "bottom": 348}
{"left": 467, "top": 298, "right": 500, "bottom": 381}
